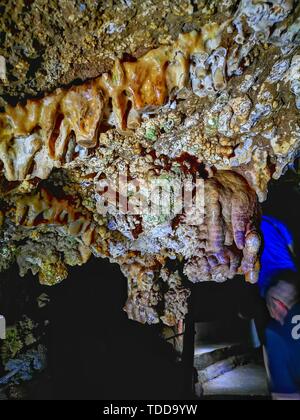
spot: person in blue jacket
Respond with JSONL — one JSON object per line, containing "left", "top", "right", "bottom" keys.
{"left": 259, "top": 216, "right": 300, "bottom": 400}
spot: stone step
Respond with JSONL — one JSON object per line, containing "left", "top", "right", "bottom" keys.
{"left": 194, "top": 343, "right": 266, "bottom": 398}
{"left": 194, "top": 343, "right": 252, "bottom": 371}
{"left": 197, "top": 354, "right": 252, "bottom": 385}
{"left": 202, "top": 364, "right": 269, "bottom": 399}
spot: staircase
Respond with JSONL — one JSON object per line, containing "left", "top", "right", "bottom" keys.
{"left": 193, "top": 318, "right": 270, "bottom": 400}
{"left": 194, "top": 343, "right": 270, "bottom": 400}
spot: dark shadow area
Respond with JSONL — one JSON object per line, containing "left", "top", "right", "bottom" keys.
{"left": 48, "top": 258, "right": 186, "bottom": 400}
{"left": 190, "top": 277, "right": 267, "bottom": 345}
{"left": 0, "top": 258, "right": 186, "bottom": 400}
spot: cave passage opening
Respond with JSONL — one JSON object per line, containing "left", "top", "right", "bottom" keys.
{"left": 0, "top": 168, "right": 299, "bottom": 400}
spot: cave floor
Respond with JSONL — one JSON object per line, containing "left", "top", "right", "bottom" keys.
{"left": 202, "top": 364, "right": 269, "bottom": 400}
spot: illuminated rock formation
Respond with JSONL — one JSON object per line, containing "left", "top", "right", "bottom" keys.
{"left": 0, "top": 0, "right": 299, "bottom": 326}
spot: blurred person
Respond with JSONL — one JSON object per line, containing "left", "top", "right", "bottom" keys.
{"left": 259, "top": 216, "right": 300, "bottom": 400}
{"left": 259, "top": 216, "right": 297, "bottom": 298}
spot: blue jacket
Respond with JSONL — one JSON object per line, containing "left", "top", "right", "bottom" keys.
{"left": 259, "top": 216, "right": 297, "bottom": 297}
{"left": 265, "top": 303, "right": 300, "bottom": 394}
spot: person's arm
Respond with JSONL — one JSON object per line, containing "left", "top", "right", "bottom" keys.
{"left": 275, "top": 220, "right": 296, "bottom": 258}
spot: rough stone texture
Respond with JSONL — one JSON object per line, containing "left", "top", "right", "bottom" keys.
{"left": 203, "top": 364, "right": 269, "bottom": 398}
{"left": 0, "top": 0, "right": 300, "bottom": 326}
{"left": 0, "top": 0, "right": 236, "bottom": 102}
